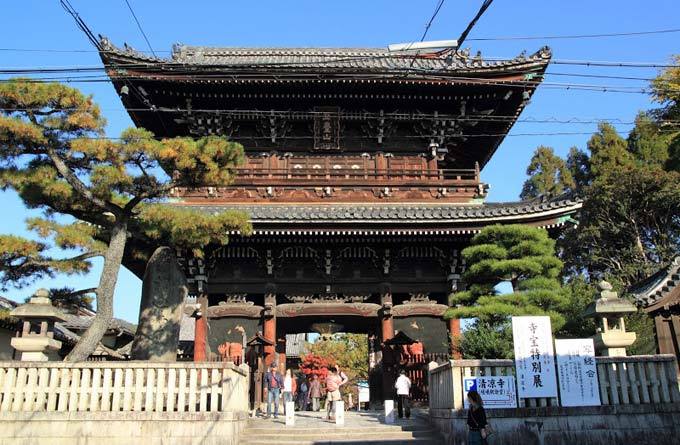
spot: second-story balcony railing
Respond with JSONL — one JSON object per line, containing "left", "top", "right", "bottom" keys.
{"left": 229, "top": 167, "right": 479, "bottom": 187}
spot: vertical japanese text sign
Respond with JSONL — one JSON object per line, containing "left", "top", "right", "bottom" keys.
{"left": 555, "top": 339, "right": 601, "bottom": 407}
{"left": 512, "top": 316, "right": 558, "bottom": 399}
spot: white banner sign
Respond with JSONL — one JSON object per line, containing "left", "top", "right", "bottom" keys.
{"left": 512, "top": 316, "right": 558, "bottom": 399}
{"left": 463, "top": 377, "right": 517, "bottom": 409}
{"left": 555, "top": 339, "right": 601, "bottom": 407}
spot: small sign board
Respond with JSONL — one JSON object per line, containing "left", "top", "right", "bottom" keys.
{"left": 512, "top": 316, "right": 558, "bottom": 399}
{"left": 555, "top": 338, "right": 601, "bottom": 407}
{"left": 358, "top": 380, "right": 370, "bottom": 403}
{"left": 463, "top": 377, "right": 517, "bottom": 409}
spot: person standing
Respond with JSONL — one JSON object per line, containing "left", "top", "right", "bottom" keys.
{"left": 264, "top": 363, "right": 283, "bottom": 419}
{"left": 283, "top": 369, "right": 296, "bottom": 414}
{"left": 325, "top": 367, "right": 343, "bottom": 420}
{"left": 466, "top": 390, "right": 488, "bottom": 445}
{"left": 308, "top": 374, "right": 322, "bottom": 411}
{"left": 394, "top": 369, "right": 412, "bottom": 419}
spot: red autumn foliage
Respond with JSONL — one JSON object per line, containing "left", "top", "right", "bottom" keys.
{"left": 300, "top": 353, "right": 335, "bottom": 381}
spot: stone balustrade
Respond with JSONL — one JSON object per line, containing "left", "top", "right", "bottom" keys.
{"left": 0, "top": 361, "right": 250, "bottom": 444}
{"left": 429, "top": 354, "right": 680, "bottom": 410}
{"left": 428, "top": 355, "right": 680, "bottom": 445}
{"left": 0, "top": 361, "right": 248, "bottom": 413}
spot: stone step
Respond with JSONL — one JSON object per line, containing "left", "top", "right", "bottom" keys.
{"left": 241, "top": 431, "right": 438, "bottom": 440}
{"left": 240, "top": 438, "right": 441, "bottom": 445}
{"left": 244, "top": 425, "right": 434, "bottom": 434}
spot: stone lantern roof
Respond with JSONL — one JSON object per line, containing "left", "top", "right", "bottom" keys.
{"left": 10, "top": 289, "right": 67, "bottom": 322}
{"left": 584, "top": 281, "right": 637, "bottom": 318}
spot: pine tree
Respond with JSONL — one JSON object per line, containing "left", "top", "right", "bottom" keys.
{"left": 520, "top": 146, "right": 575, "bottom": 199}
{"left": 445, "top": 225, "right": 568, "bottom": 332}
{"left": 0, "top": 80, "right": 252, "bottom": 361}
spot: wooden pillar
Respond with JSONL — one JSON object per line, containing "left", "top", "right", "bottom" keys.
{"left": 194, "top": 295, "right": 209, "bottom": 362}
{"left": 381, "top": 316, "right": 394, "bottom": 342}
{"left": 448, "top": 317, "right": 461, "bottom": 359}
{"left": 380, "top": 291, "right": 394, "bottom": 342}
{"left": 263, "top": 292, "right": 277, "bottom": 367}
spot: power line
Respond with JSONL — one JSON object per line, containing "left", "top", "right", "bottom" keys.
{"left": 122, "top": 0, "right": 156, "bottom": 57}
{"left": 457, "top": 0, "right": 494, "bottom": 48}
{"left": 407, "top": 0, "right": 447, "bottom": 69}
{"left": 3, "top": 72, "right": 677, "bottom": 95}
{"left": 4, "top": 106, "right": 679, "bottom": 128}
{"left": 469, "top": 28, "right": 680, "bottom": 41}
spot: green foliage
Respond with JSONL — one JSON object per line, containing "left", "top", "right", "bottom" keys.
{"left": 562, "top": 165, "right": 680, "bottom": 288}
{"left": 625, "top": 311, "right": 657, "bottom": 355}
{"left": 520, "top": 146, "right": 575, "bottom": 199}
{"left": 0, "top": 79, "right": 252, "bottom": 360}
{"left": 446, "top": 225, "right": 568, "bottom": 331}
{"left": 457, "top": 321, "right": 514, "bottom": 359}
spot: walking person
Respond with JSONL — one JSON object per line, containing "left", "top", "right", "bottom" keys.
{"left": 297, "top": 374, "right": 309, "bottom": 411}
{"left": 283, "top": 369, "right": 296, "bottom": 415}
{"left": 394, "top": 369, "right": 411, "bottom": 419}
{"left": 264, "top": 363, "right": 283, "bottom": 419}
{"left": 467, "top": 390, "right": 488, "bottom": 445}
{"left": 325, "top": 367, "right": 343, "bottom": 421}
{"left": 308, "top": 374, "right": 322, "bottom": 411}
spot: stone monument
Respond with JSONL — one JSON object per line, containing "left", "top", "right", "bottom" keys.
{"left": 130, "top": 246, "right": 188, "bottom": 361}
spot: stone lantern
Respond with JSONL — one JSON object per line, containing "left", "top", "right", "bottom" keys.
{"left": 10, "top": 289, "right": 67, "bottom": 361}
{"left": 584, "top": 281, "right": 637, "bottom": 357}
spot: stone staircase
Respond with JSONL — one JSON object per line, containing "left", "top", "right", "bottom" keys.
{"left": 240, "top": 411, "right": 442, "bottom": 445}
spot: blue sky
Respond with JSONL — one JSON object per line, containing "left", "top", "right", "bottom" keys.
{"left": 1, "top": 1, "right": 678, "bottom": 322}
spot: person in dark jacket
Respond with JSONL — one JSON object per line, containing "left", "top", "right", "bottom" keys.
{"left": 264, "top": 363, "right": 284, "bottom": 418}
{"left": 467, "top": 390, "right": 488, "bottom": 445}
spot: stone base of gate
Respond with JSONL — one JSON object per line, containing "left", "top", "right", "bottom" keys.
{"left": 429, "top": 403, "right": 680, "bottom": 445}
{"left": 0, "top": 411, "right": 249, "bottom": 445}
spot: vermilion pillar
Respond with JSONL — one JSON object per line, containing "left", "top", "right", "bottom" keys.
{"left": 381, "top": 316, "right": 394, "bottom": 342}
{"left": 263, "top": 315, "right": 276, "bottom": 367}
{"left": 194, "top": 295, "right": 209, "bottom": 362}
{"left": 448, "top": 317, "right": 461, "bottom": 359}
{"left": 380, "top": 291, "right": 394, "bottom": 342}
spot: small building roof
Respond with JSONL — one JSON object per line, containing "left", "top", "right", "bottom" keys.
{"left": 628, "top": 256, "right": 680, "bottom": 313}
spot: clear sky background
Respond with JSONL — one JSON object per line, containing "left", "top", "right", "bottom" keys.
{"left": 1, "top": 1, "right": 678, "bottom": 323}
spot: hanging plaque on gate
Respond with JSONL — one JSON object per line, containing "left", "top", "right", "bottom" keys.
{"left": 512, "top": 316, "right": 558, "bottom": 399}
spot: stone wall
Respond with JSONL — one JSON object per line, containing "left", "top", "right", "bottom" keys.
{"left": 0, "top": 411, "right": 247, "bottom": 445}
{"left": 429, "top": 404, "right": 680, "bottom": 445}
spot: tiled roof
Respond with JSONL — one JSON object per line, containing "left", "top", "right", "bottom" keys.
{"left": 60, "top": 313, "right": 136, "bottom": 336}
{"left": 629, "top": 256, "right": 680, "bottom": 308}
{"left": 177, "top": 196, "right": 581, "bottom": 225}
{"left": 99, "top": 37, "right": 551, "bottom": 76}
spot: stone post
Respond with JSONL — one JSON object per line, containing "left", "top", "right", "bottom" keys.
{"left": 10, "top": 289, "right": 66, "bottom": 361}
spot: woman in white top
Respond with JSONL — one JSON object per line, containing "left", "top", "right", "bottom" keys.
{"left": 283, "top": 369, "right": 295, "bottom": 414}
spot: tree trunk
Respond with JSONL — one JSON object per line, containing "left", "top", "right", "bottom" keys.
{"left": 65, "top": 220, "right": 128, "bottom": 362}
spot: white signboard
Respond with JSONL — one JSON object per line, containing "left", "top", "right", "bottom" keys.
{"left": 463, "top": 377, "right": 517, "bottom": 409}
{"left": 358, "top": 381, "right": 370, "bottom": 403}
{"left": 555, "top": 339, "right": 601, "bottom": 407}
{"left": 512, "top": 316, "right": 558, "bottom": 399}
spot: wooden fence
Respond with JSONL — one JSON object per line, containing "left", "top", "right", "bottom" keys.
{"left": 429, "top": 354, "right": 680, "bottom": 410}
{"left": 0, "top": 361, "right": 249, "bottom": 413}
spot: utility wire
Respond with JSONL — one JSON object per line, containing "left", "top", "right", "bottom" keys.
{"left": 469, "top": 28, "right": 680, "bottom": 41}
{"left": 59, "top": 0, "right": 100, "bottom": 50}
{"left": 457, "top": 0, "right": 494, "bottom": 48}
{"left": 122, "top": 0, "right": 156, "bottom": 57}
{"left": 407, "top": 0, "right": 447, "bottom": 69}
